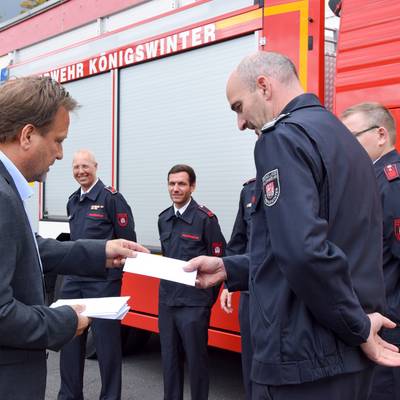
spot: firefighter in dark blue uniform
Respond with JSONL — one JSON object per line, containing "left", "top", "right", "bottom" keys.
{"left": 158, "top": 164, "right": 225, "bottom": 400}
{"left": 341, "top": 102, "right": 400, "bottom": 400}
{"left": 185, "top": 52, "right": 400, "bottom": 400}
{"left": 220, "top": 178, "right": 255, "bottom": 400}
{"left": 58, "top": 150, "right": 136, "bottom": 400}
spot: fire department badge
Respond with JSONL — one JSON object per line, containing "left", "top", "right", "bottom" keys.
{"left": 384, "top": 164, "right": 399, "bottom": 181}
{"left": 262, "top": 169, "right": 280, "bottom": 207}
{"left": 394, "top": 219, "right": 400, "bottom": 241}
{"left": 117, "top": 213, "right": 128, "bottom": 227}
{"left": 212, "top": 242, "right": 223, "bottom": 256}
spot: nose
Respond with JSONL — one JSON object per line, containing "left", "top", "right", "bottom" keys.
{"left": 56, "top": 144, "right": 63, "bottom": 160}
{"left": 238, "top": 116, "right": 247, "bottom": 131}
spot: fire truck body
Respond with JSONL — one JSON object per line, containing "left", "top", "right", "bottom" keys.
{"left": 1, "top": 0, "right": 399, "bottom": 353}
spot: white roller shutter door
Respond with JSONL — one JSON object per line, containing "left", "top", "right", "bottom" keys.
{"left": 119, "top": 34, "right": 257, "bottom": 247}
{"left": 44, "top": 73, "right": 113, "bottom": 218}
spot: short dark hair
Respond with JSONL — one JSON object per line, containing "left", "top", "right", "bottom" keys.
{"left": 168, "top": 164, "right": 196, "bottom": 185}
{"left": 0, "top": 76, "right": 78, "bottom": 143}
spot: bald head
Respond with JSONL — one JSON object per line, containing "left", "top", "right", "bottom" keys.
{"left": 226, "top": 51, "right": 303, "bottom": 132}
{"left": 72, "top": 149, "right": 98, "bottom": 191}
{"left": 236, "top": 51, "right": 299, "bottom": 91}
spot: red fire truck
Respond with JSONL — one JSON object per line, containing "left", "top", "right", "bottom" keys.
{"left": 0, "top": 0, "right": 399, "bottom": 353}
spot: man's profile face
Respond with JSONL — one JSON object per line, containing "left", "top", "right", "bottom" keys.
{"left": 28, "top": 106, "right": 69, "bottom": 182}
{"left": 72, "top": 153, "right": 98, "bottom": 191}
{"left": 168, "top": 171, "right": 195, "bottom": 208}
{"left": 226, "top": 71, "right": 267, "bottom": 132}
{"left": 341, "top": 112, "right": 381, "bottom": 161}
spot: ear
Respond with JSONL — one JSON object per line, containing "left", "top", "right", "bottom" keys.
{"left": 377, "top": 126, "right": 388, "bottom": 146}
{"left": 190, "top": 182, "right": 196, "bottom": 193}
{"left": 19, "top": 124, "right": 36, "bottom": 151}
{"left": 256, "top": 75, "right": 271, "bottom": 99}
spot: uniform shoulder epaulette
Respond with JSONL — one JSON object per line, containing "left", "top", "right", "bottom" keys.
{"left": 68, "top": 189, "right": 80, "bottom": 199}
{"left": 159, "top": 206, "right": 172, "bottom": 217}
{"left": 105, "top": 186, "right": 118, "bottom": 194}
{"left": 243, "top": 177, "right": 256, "bottom": 186}
{"left": 384, "top": 164, "right": 400, "bottom": 181}
{"left": 198, "top": 205, "right": 214, "bottom": 218}
{"left": 261, "top": 112, "right": 291, "bottom": 134}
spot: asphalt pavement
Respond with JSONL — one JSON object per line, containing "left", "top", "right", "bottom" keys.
{"left": 45, "top": 334, "right": 245, "bottom": 400}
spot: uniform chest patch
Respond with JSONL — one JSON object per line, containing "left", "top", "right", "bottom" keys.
{"left": 117, "top": 213, "right": 128, "bottom": 227}
{"left": 90, "top": 204, "right": 104, "bottom": 210}
{"left": 262, "top": 169, "right": 280, "bottom": 207}
{"left": 181, "top": 233, "right": 200, "bottom": 240}
{"left": 394, "top": 219, "right": 400, "bottom": 241}
{"left": 212, "top": 242, "right": 223, "bottom": 256}
{"left": 87, "top": 213, "right": 105, "bottom": 218}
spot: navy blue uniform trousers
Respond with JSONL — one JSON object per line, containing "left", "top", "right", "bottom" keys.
{"left": 58, "top": 279, "right": 122, "bottom": 400}
{"left": 252, "top": 367, "right": 375, "bottom": 400}
{"left": 239, "top": 292, "right": 253, "bottom": 400}
{"left": 158, "top": 303, "right": 211, "bottom": 400}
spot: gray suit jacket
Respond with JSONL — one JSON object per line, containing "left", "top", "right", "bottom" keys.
{"left": 0, "top": 162, "right": 108, "bottom": 399}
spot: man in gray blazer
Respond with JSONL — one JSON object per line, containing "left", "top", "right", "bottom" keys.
{"left": 0, "top": 76, "right": 147, "bottom": 400}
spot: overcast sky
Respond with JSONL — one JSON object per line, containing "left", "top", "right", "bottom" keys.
{"left": 0, "top": 0, "right": 24, "bottom": 21}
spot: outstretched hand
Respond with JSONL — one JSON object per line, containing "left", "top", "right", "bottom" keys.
{"left": 361, "top": 312, "right": 400, "bottom": 366}
{"left": 105, "top": 239, "right": 150, "bottom": 268}
{"left": 184, "top": 255, "right": 227, "bottom": 288}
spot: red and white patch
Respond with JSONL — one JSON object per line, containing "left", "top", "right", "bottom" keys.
{"left": 212, "top": 242, "right": 223, "bottom": 256}
{"left": 87, "top": 213, "right": 104, "bottom": 218}
{"left": 117, "top": 213, "right": 128, "bottom": 227}
{"left": 394, "top": 219, "right": 400, "bottom": 241}
{"left": 181, "top": 233, "right": 200, "bottom": 240}
{"left": 384, "top": 164, "right": 399, "bottom": 181}
{"left": 262, "top": 169, "right": 280, "bottom": 207}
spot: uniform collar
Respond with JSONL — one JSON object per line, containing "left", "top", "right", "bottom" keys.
{"left": 373, "top": 149, "right": 399, "bottom": 171}
{"left": 174, "top": 198, "right": 192, "bottom": 216}
{"left": 279, "top": 93, "right": 323, "bottom": 116}
{"left": 79, "top": 179, "right": 104, "bottom": 201}
{"left": 166, "top": 198, "right": 197, "bottom": 224}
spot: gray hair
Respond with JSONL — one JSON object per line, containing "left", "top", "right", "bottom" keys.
{"left": 341, "top": 102, "right": 397, "bottom": 146}
{"left": 0, "top": 76, "right": 78, "bottom": 143}
{"left": 236, "top": 51, "right": 299, "bottom": 91}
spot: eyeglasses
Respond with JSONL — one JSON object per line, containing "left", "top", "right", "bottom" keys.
{"left": 352, "top": 125, "right": 379, "bottom": 138}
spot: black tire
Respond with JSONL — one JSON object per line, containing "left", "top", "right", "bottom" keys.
{"left": 84, "top": 326, "right": 152, "bottom": 359}
{"left": 121, "top": 326, "right": 152, "bottom": 356}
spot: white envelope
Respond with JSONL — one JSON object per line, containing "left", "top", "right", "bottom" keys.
{"left": 50, "top": 296, "right": 131, "bottom": 320}
{"left": 123, "top": 252, "right": 196, "bottom": 286}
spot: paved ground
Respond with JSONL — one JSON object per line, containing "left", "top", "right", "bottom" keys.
{"left": 46, "top": 334, "right": 245, "bottom": 399}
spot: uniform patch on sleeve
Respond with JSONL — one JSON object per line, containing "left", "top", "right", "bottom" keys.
{"left": 117, "top": 213, "right": 128, "bottom": 227}
{"left": 262, "top": 169, "right": 280, "bottom": 207}
{"left": 384, "top": 164, "right": 399, "bottom": 181}
{"left": 394, "top": 219, "right": 400, "bottom": 241}
{"left": 212, "top": 242, "right": 223, "bottom": 256}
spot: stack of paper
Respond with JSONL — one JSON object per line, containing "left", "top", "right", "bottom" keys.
{"left": 123, "top": 252, "right": 196, "bottom": 286}
{"left": 50, "top": 296, "right": 130, "bottom": 320}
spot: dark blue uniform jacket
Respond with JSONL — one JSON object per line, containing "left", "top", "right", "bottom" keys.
{"left": 67, "top": 179, "right": 136, "bottom": 281}
{"left": 226, "top": 179, "right": 255, "bottom": 257}
{"left": 374, "top": 150, "right": 400, "bottom": 344}
{"left": 224, "top": 94, "right": 385, "bottom": 385}
{"left": 158, "top": 198, "right": 226, "bottom": 307}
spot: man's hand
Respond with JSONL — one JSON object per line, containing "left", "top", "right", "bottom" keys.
{"left": 70, "top": 304, "right": 91, "bottom": 337}
{"left": 360, "top": 312, "right": 400, "bottom": 366}
{"left": 105, "top": 239, "right": 150, "bottom": 268}
{"left": 184, "top": 256, "right": 227, "bottom": 288}
{"left": 220, "top": 288, "right": 233, "bottom": 314}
